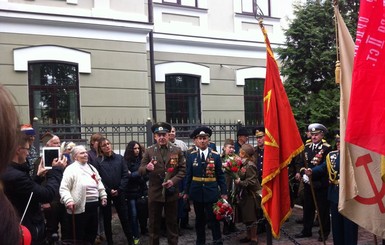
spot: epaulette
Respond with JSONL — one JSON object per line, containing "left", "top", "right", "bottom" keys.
{"left": 322, "top": 142, "right": 331, "bottom": 147}
{"left": 190, "top": 149, "right": 198, "bottom": 154}
{"left": 211, "top": 150, "right": 219, "bottom": 155}
{"left": 305, "top": 139, "right": 311, "bottom": 144}
{"left": 148, "top": 144, "right": 156, "bottom": 149}
{"left": 305, "top": 141, "right": 312, "bottom": 146}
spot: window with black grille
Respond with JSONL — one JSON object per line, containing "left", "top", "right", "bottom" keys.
{"left": 165, "top": 74, "right": 201, "bottom": 123}
{"left": 244, "top": 78, "right": 264, "bottom": 126}
{"left": 28, "top": 62, "right": 80, "bottom": 125}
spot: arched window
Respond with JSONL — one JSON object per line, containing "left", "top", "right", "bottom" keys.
{"left": 13, "top": 45, "right": 91, "bottom": 125}
{"left": 28, "top": 62, "right": 80, "bottom": 124}
{"left": 236, "top": 67, "right": 266, "bottom": 126}
{"left": 165, "top": 74, "right": 200, "bottom": 123}
{"left": 156, "top": 62, "right": 209, "bottom": 123}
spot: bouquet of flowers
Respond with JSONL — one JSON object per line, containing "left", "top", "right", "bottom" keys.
{"left": 213, "top": 198, "right": 233, "bottom": 222}
{"left": 223, "top": 155, "right": 242, "bottom": 179}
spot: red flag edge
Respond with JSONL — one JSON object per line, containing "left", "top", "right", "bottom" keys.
{"left": 261, "top": 145, "right": 304, "bottom": 238}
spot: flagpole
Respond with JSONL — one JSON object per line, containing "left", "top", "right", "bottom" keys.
{"left": 303, "top": 151, "right": 326, "bottom": 245}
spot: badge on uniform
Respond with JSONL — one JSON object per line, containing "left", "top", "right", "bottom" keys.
{"left": 193, "top": 158, "right": 198, "bottom": 167}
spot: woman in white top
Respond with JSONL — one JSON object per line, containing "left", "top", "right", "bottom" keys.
{"left": 60, "top": 145, "right": 107, "bottom": 244}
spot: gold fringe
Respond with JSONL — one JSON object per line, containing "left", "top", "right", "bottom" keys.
{"left": 261, "top": 144, "right": 304, "bottom": 186}
{"left": 261, "top": 144, "right": 304, "bottom": 238}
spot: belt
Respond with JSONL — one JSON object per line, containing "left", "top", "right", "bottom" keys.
{"left": 192, "top": 176, "right": 216, "bottom": 182}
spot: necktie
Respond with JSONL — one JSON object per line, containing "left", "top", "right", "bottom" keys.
{"left": 201, "top": 152, "right": 205, "bottom": 162}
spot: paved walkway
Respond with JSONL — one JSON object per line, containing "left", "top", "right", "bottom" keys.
{"left": 108, "top": 205, "right": 380, "bottom": 245}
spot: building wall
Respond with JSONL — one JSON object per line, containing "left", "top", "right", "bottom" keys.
{"left": 0, "top": 0, "right": 152, "bottom": 124}
{"left": 0, "top": 0, "right": 293, "bottom": 125}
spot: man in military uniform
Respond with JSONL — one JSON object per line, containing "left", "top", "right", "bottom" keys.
{"left": 138, "top": 122, "right": 186, "bottom": 245}
{"left": 295, "top": 123, "right": 331, "bottom": 242}
{"left": 304, "top": 133, "right": 358, "bottom": 245}
{"left": 253, "top": 126, "right": 265, "bottom": 184}
{"left": 184, "top": 126, "right": 227, "bottom": 245}
{"left": 251, "top": 126, "right": 268, "bottom": 235}
{"left": 234, "top": 127, "right": 249, "bottom": 154}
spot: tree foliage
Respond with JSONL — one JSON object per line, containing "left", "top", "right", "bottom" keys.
{"left": 277, "top": 0, "right": 359, "bottom": 139}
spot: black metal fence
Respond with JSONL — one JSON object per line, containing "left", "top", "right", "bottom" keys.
{"left": 32, "top": 120, "right": 259, "bottom": 155}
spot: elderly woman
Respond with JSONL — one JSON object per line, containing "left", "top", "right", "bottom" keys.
{"left": 60, "top": 145, "right": 107, "bottom": 244}
{"left": 234, "top": 144, "right": 261, "bottom": 245}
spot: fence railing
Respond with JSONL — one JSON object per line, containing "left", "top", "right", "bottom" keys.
{"left": 33, "top": 120, "right": 259, "bottom": 155}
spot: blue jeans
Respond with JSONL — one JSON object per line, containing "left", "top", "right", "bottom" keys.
{"left": 128, "top": 199, "right": 140, "bottom": 238}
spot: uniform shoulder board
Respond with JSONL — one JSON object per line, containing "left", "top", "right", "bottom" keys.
{"left": 305, "top": 139, "right": 311, "bottom": 144}
{"left": 211, "top": 150, "right": 219, "bottom": 155}
{"left": 322, "top": 142, "right": 331, "bottom": 147}
{"left": 329, "top": 150, "right": 339, "bottom": 154}
{"left": 305, "top": 141, "right": 312, "bottom": 146}
{"left": 190, "top": 149, "right": 198, "bottom": 154}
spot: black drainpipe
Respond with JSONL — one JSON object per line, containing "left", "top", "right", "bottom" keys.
{"left": 148, "top": 0, "right": 157, "bottom": 122}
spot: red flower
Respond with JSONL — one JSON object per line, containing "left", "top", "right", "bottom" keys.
{"left": 223, "top": 155, "right": 241, "bottom": 179}
{"left": 213, "top": 198, "right": 233, "bottom": 221}
{"left": 167, "top": 167, "right": 174, "bottom": 173}
{"left": 91, "top": 173, "right": 98, "bottom": 184}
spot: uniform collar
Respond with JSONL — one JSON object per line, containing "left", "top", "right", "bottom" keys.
{"left": 199, "top": 148, "right": 209, "bottom": 158}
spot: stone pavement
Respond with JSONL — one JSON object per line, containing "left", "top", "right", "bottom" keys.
{"left": 108, "top": 205, "right": 380, "bottom": 245}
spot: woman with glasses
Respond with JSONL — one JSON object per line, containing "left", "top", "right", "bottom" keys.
{"left": 94, "top": 137, "right": 134, "bottom": 245}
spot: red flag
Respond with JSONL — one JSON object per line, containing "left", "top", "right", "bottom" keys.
{"left": 337, "top": 4, "right": 385, "bottom": 239}
{"left": 345, "top": 1, "right": 385, "bottom": 155}
{"left": 259, "top": 22, "right": 304, "bottom": 238}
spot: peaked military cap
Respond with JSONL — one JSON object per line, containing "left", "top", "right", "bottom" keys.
{"left": 191, "top": 126, "right": 212, "bottom": 138}
{"left": 151, "top": 122, "right": 172, "bottom": 134}
{"left": 308, "top": 123, "right": 327, "bottom": 134}
{"left": 237, "top": 127, "right": 250, "bottom": 137}
{"left": 335, "top": 130, "right": 340, "bottom": 142}
{"left": 253, "top": 126, "right": 265, "bottom": 137}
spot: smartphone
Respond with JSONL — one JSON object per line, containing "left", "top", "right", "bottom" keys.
{"left": 42, "top": 147, "right": 60, "bottom": 169}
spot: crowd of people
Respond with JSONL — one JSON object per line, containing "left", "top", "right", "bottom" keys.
{"left": 0, "top": 83, "right": 368, "bottom": 245}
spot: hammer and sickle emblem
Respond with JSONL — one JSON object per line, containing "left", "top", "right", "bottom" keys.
{"left": 353, "top": 154, "right": 385, "bottom": 213}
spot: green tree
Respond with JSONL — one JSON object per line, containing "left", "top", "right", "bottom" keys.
{"left": 278, "top": 0, "right": 358, "bottom": 140}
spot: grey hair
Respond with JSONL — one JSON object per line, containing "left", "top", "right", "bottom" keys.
{"left": 70, "top": 145, "right": 87, "bottom": 162}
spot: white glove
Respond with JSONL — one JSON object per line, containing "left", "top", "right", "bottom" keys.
{"left": 302, "top": 174, "right": 310, "bottom": 184}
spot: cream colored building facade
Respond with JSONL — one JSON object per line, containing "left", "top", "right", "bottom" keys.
{"left": 0, "top": 0, "right": 293, "bottom": 125}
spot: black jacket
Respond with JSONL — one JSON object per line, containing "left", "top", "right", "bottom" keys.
{"left": 94, "top": 153, "right": 129, "bottom": 195}
{"left": 0, "top": 162, "right": 63, "bottom": 243}
{"left": 125, "top": 157, "right": 148, "bottom": 199}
